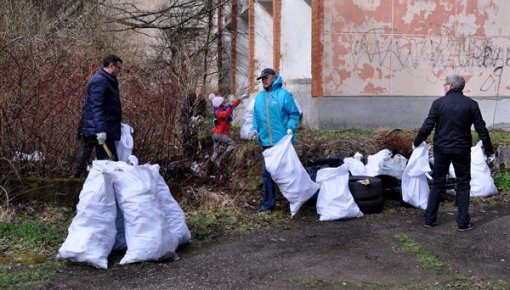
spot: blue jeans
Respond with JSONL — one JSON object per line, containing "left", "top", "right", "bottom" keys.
{"left": 260, "top": 146, "right": 276, "bottom": 210}
{"left": 425, "top": 150, "right": 471, "bottom": 227}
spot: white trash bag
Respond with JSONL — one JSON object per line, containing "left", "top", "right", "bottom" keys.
{"left": 145, "top": 164, "right": 191, "bottom": 246}
{"left": 240, "top": 98, "right": 255, "bottom": 140}
{"left": 343, "top": 152, "right": 367, "bottom": 176}
{"left": 115, "top": 123, "right": 134, "bottom": 162}
{"left": 379, "top": 154, "right": 408, "bottom": 179}
{"left": 401, "top": 142, "right": 431, "bottom": 210}
{"left": 470, "top": 141, "right": 498, "bottom": 197}
{"left": 106, "top": 164, "right": 179, "bottom": 265}
{"left": 366, "top": 149, "right": 392, "bottom": 177}
{"left": 57, "top": 161, "right": 118, "bottom": 269}
{"left": 316, "top": 164, "right": 363, "bottom": 221}
{"left": 263, "top": 135, "right": 320, "bottom": 217}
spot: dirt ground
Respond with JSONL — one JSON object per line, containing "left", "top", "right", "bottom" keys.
{"left": 35, "top": 200, "right": 510, "bottom": 290}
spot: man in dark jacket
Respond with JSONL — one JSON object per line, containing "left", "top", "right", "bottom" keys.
{"left": 413, "top": 74, "right": 495, "bottom": 231}
{"left": 73, "top": 54, "right": 123, "bottom": 177}
{"left": 179, "top": 85, "right": 207, "bottom": 158}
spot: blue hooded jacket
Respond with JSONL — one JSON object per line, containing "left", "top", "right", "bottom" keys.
{"left": 79, "top": 69, "right": 122, "bottom": 140}
{"left": 252, "top": 75, "right": 301, "bottom": 147}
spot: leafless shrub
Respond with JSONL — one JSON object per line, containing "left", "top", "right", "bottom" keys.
{"left": 0, "top": 0, "right": 229, "bottom": 177}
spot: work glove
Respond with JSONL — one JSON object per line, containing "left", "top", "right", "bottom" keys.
{"left": 486, "top": 154, "right": 496, "bottom": 164}
{"left": 287, "top": 129, "right": 293, "bottom": 136}
{"left": 96, "top": 132, "right": 107, "bottom": 145}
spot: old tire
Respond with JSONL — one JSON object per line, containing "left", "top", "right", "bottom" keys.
{"left": 355, "top": 196, "right": 385, "bottom": 214}
{"left": 348, "top": 176, "right": 383, "bottom": 201}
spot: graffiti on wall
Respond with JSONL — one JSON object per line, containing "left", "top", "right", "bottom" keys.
{"left": 348, "top": 32, "right": 510, "bottom": 95}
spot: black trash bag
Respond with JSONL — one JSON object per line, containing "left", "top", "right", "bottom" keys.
{"left": 304, "top": 157, "right": 344, "bottom": 182}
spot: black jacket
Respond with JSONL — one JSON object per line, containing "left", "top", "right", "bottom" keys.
{"left": 80, "top": 69, "right": 122, "bottom": 140}
{"left": 414, "top": 89, "right": 494, "bottom": 155}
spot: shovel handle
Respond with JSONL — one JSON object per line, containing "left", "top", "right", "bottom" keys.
{"left": 102, "top": 143, "right": 115, "bottom": 160}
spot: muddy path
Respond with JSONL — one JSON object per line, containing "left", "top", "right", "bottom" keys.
{"left": 36, "top": 201, "right": 510, "bottom": 290}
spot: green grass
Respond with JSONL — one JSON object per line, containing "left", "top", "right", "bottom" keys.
{"left": 0, "top": 220, "right": 67, "bottom": 250}
{"left": 187, "top": 208, "right": 291, "bottom": 241}
{"left": 393, "top": 233, "right": 450, "bottom": 273}
{"left": 0, "top": 260, "right": 68, "bottom": 289}
{"left": 393, "top": 233, "right": 510, "bottom": 289}
{"left": 485, "top": 129, "right": 510, "bottom": 144}
{"left": 494, "top": 172, "right": 510, "bottom": 192}
{"left": 0, "top": 214, "right": 71, "bottom": 289}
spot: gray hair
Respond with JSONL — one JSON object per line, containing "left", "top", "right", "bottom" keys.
{"left": 445, "top": 74, "right": 465, "bottom": 90}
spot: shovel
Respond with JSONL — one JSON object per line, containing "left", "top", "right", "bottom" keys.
{"left": 102, "top": 143, "right": 115, "bottom": 161}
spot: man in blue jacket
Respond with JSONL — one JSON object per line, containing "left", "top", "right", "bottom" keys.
{"left": 252, "top": 68, "right": 301, "bottom": 211}
{"left": 73, "top": 54, "right": 123, "bottom": 177}
{"left": 413, "top": 74, "right": 494, "bottom": 231}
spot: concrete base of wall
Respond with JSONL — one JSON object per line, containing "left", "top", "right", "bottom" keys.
{"left": 318, "top": 96, "right": 510, "bottom": 131}
{"left": 237, "top": 76, "right": 510, "bottom": 132}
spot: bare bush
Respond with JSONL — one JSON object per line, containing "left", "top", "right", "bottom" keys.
{"left": 0, "top": 0, "right": 230, "bottom": 177}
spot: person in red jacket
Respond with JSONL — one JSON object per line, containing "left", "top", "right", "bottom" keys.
{"left": 209, "top": 93, "right": 248, "bottom": 168}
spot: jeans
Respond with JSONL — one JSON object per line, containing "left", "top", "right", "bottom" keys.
{"left": 211, "top": 133, "right": 236, "bottom": 166}
{"left": 260, "top": 146, "right": 276, "bottom": 210}
{"left": 425, "top": 150, "right": 471, "bottom": 227}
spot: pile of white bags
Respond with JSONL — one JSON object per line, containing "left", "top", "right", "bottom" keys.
{"left": 379, "top": 154, "right": 408, "bottom": 179}
{"left": 343, "top": 152, "right": 367, "bottom": 176}
{"left": 365, "top": 149, "right": 392, "bottom": 176}
{"left": 470, "top": 141, "right": 498, "bottom": 197}
{"left": 263, "top": 135, "right": 320, "bottom": 217}
{"left": 401, "top": 142, "right": 431, "bottom": 210}
{"left": 57, "top": 159, "right": 191, "bottom": 269}
{"left": 316, "top": 165, "right": 363, "bottom": 221}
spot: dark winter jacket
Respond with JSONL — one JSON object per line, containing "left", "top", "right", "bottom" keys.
{"left": 414, "top": 89, "right": 494, "bottom": 155}
{"left": 79, "top": 69, "right": 122, "bottom": 140}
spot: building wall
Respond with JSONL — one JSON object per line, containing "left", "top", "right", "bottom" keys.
{"left": 280, "top": 0, "right": 315, "bottom": 128}
{"left": 317, "top": 0, "right": 510, "bottom": 130}
{"left": 321, "top": 0, "right": 510, "bottom": 97}
{"left": 253, "top": 3, "right": 274, "bottom": 90}
{"left": 280, "top": 0, "right": 312, "bottom": 79}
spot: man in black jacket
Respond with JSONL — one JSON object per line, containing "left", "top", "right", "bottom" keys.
{"left": 73, "top": 54, "right": 123, "bottom": 177}
{"left": 413, "top": 74, "right": 495, "bottom": 231}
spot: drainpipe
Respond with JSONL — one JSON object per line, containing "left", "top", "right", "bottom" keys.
{"left": 273, "top": 0, "right": 281, "bottom": 73}
{"left": 248, "top": 0, "right": 255, "bottom": 93}
{"left": 217, "top": 3, "right": 224, "bottom": 94}
{"left": 311, "top": 0, "right": 324, "bottom": 97}
{"left": 230, "top": 0, "right": 238, "bottom": 94}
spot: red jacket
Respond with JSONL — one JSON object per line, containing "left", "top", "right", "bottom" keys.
{"left": 213, "top": 99, "right": 240, "bottom": 135}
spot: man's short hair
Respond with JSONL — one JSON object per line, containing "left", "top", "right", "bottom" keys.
{"left": 103, "top": 54, "right": 123, "bottom": 67}
{"left": 445, "top": 74, "right": 465, "bottom": 90}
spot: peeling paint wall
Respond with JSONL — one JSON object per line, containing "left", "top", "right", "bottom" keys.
{"left": 322, "top": 0, "right": 510, "bottom": 98}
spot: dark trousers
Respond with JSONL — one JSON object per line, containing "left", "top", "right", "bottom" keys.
{"left": 74, "top": 136, "right": 118, "bottom": 177}
{"left": 260, "top": 146, "right": 277, "bottom": 210}
{"left": 425, "top": 150, "right": 471, "bottom": 227}
{"left": 182, "top": 127, "right": 199, "bottom": 158}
